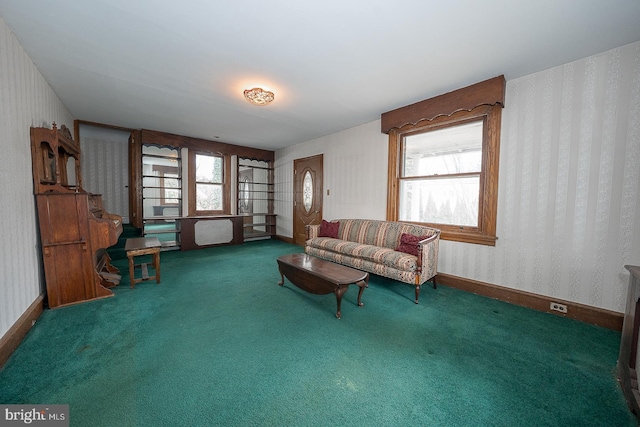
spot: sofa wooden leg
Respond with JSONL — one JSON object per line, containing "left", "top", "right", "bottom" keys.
{"left": 414, "top": 285, "right": 420, "bottom": 304}
{"left": 433, "top": 275, "right": 437, "bottom": 289}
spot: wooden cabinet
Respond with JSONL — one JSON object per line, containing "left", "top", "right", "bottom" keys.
{"left": 31, "top": 124, "right": 122, "bottom": 308}
{"left": 237, "top": 158, "right": 275, "bottom": 241}
{"left": 619, "top": 265, "right": 640, "bottom": 417}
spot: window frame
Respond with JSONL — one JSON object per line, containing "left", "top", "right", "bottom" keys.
{"left": 188, "top": 150, "right": 230, "bottom": 216}
{"left": 387, "top": 104, "right": 502, "bottom": 246}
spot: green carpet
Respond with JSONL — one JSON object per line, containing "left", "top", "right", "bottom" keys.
{"left": 0, "top": 240, "right": 635, "bottom": 426}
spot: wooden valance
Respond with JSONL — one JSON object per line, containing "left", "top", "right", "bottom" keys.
{"left": 141, "top": 129, "right": 275, "bottom": 162}
{"left": 381, "top": 75, "right": 506, "bottom": 134}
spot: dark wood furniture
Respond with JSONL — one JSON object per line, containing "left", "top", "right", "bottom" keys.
{"left": 618, "top": 265, "right": 640, "bottom": 417}
{"left": 180, "top": 216, "right": 243, "bottom": 250}
{"left": 31, "top": 124, "right": 123, "bottom": 308}
{"left": 277, "top": 253, "right": 368, "bottom": 319}
{"left": 125, "top": 237, "right": 161, "bottom": 288}
{"left": 129, "top": 129, "right": 274, "bottom": 229}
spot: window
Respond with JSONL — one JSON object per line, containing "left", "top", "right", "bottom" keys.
{"left": 383, "top": 76, "right": 505, "bottom": 246}
{"left": 189, "top": 151, "right": 228, "bottom": 215}
{"left": 400, "top": 120, "right": 483, "bottom": 227}
{"left": 151, "top": 165, "right": 180, "bottom": 205}
{"left": 161, "top": 172, "right": 180, "bottom": 205}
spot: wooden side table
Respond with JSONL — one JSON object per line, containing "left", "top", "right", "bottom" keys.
{"left": 125, "top": 237, "right": 161, "bottom": 288}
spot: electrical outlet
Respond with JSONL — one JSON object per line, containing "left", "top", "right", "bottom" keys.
{"left": 550, "top": 302, "right": 568, "bottom": 313}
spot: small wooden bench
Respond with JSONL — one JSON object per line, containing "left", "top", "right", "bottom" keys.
{"left": 125, "top": 237, "right": 161, "bottom": 288}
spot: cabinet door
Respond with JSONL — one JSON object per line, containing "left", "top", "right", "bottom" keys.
{"left": 42, "top": 243, "right": 92, "bottom": 307}
{"left": 37, "top": 194, "right": 95, "bottom": 308}
{"left": 37, "top": 194, "right": 84, "bottom": 245}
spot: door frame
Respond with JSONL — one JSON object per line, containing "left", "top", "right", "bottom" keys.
{"left": 292, "top": 154, "right": 323, "bottom": 246}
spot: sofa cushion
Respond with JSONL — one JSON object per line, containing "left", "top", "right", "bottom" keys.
{"left": 395, "top": 233, "right": 427, "bottom": 256}
{"left": 306, "top": 237, "right": 417, "bottom": 272}
{"left": 336, "top": 219, "right": 437, "bottom": 249}
{"left": 319, "top": 220, "right": 340, "bottom": 238}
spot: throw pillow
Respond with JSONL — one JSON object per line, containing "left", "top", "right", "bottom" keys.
{"left": 319, "top": 220, "right": 340, "bottom": 238}
{"left": 395, "top": 233, "right": 426, "bottom": 256}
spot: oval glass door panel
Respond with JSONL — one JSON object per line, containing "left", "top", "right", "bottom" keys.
{"left": 239, "top": 177, "right": 249, "bottom": 210}
{"left": 303, "top": 171, "right": 313, "bottom": 213}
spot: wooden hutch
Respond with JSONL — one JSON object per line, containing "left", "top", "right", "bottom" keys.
{"left": 31, "top": 124, "right": 122, "bottom": 308}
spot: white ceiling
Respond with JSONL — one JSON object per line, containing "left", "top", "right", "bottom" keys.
{"left": 2, "top": 0, "right": 640, "bottom": 151}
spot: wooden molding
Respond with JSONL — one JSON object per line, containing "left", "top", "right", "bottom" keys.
{"left": 141, "top": 129, "right": 274, "bottom": 162}
{"left": 381, "top": 75, "right": 505, "bottom": 134}
{"left": 385, "top": 105, "right": 501, "bottom": 246}
{"left": 0, "top": 294, "right": 45, "bottom": 369}
{"left": 437, "top": 273, "right": 623, "bottom": 331}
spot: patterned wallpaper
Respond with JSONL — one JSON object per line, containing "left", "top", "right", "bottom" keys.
{"left": 80, "top": 130, "right": 130, "bottom": 223}
{"left": 0, "top": 18, "right": 74, "bottom": 339}
{"left": 275, "top": 41, "right": 640, "bottom": 313}
{"left": 450, "top": 40, "right": 640, "bottom": 313}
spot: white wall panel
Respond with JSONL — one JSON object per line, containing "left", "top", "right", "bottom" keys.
{"left": 0, "top": 18, "right": 73, "bottom": 339}
{"left": 275, "top": 41, "right": 640, "bottom": 313}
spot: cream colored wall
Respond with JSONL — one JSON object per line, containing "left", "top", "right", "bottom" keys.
{"left": 0, "top": 18, "right": 74, "bottom": 339}
{"left": 275, "top": 121, "right": 388, "bottom": 237}
{"left": 275, "top": 41, "right": 640, "bottom": 313}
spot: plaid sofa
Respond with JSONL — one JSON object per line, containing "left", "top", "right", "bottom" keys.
{"left": 305, "top": 219, "right": 440, "bottom": 303}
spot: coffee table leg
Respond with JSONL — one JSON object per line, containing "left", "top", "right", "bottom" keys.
{"left": 335, "top": 285, "right": 349, "bottom": 319}
{"left": 277, "top": 265, "right": 285, "bottom": 286}
{"left": 356, "top": 280, "right": 366, "bottom": 307}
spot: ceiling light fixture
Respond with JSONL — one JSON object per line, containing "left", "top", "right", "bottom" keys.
{"left": 243, "top": 87, "right": 275, "bottom": 106}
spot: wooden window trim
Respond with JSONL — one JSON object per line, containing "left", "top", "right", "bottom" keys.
{"left": 188, "top": 150, "right": 231, "bottom": 216}
{"left": 383, "top": 76, "right": 505, "bottom": 246}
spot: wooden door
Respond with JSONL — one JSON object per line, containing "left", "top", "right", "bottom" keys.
{"left": 293, "top": 154, "right": 323, "bottom": 246}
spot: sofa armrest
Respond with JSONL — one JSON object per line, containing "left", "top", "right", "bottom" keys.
{"left": 306, "top": 224, "right": 321, "bottom": 240}
{"left": 416, "top": 230, "right": 440, "bottom": 279}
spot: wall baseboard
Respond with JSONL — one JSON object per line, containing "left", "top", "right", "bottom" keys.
{"left": 437, "top": 273, "right": 623, "bottom": 331}
{"left": 274, "top": 234, "right": 295, "bottom": 245}
{"left": 0, "top": 294, "right": 45, "bottom": 369}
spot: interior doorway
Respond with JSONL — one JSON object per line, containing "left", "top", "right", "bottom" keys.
{"left": 78, "top": 123, "right": 131, "bottom": 223}
{"left": 293, "top": 154, "right": 323, "bottom": 246}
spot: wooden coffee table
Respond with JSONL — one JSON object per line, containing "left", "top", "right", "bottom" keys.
{"left": 277, "top": 253, "right": 368, "bottom": 318}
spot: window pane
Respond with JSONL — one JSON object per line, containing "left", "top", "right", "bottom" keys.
{"left": 403, "top": 121, "right": 483, "bottom": 177}
{"left": 195, "top": 154, "right": 223, "bottom": 183}
{"left": 143, "top": 187, "right": 181, "bottom": 199}
{"left": 164, "top": 174, "right": 180, "bottom": 203}
{"left": 399, "top": 176, "right": 479, "bottom": 227}
{"left": 196, "top": 183, "right": 223, "bottom": 211}
{"left": 303, "top": 171, "right": 313, "bottom": 213}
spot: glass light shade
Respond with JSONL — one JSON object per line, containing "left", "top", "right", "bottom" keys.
{"left": 244, "top": 87, "right": 275, "bottom": 106}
